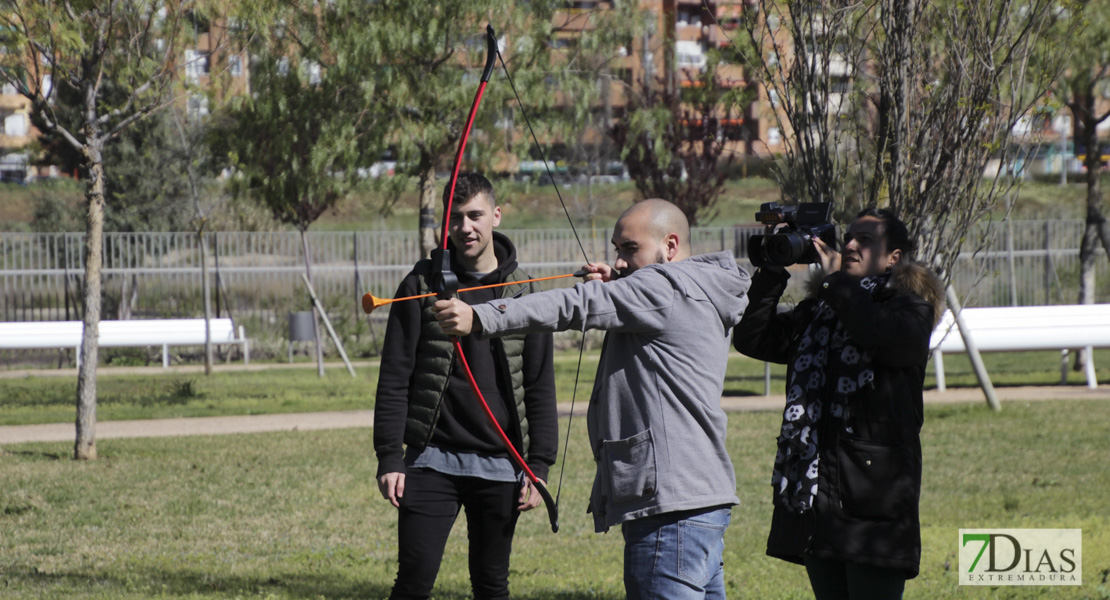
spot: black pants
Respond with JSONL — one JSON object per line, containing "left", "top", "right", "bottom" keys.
{"left": 389, "top": 468, "right": 521, "bottom": 600}
{"left": 804, "top": 555, "right": 906, "bottom": 600}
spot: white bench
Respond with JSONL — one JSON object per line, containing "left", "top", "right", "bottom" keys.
{"left": 930, "top": 305, "right": 1110, "bottom": 391}
{"left": 0, "top": 318, "right": 250, "bottom": 368}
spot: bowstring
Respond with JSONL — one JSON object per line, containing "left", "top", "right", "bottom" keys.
{"left": 492, "top": 43, "right": 591, "bottom": 512}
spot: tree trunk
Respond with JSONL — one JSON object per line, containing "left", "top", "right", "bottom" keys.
{"left": 175, "top": 111, "right": 213, "bottom": 375}
{"left": 300, "top": 229, "right": 325, "bottom": 378}
{"left": 118, "top": 274, "right": 130, "bottom": 320}
{"left": 1074, "top": 91, "right": 1110, "bottom": 371}
{"left": 418, "top": 158, "right": 438, "bottom": 260}
{"left": 201, "top": 230, "right": 213, "bottom": 376}
{"left": 75, "top": 147, "right": 106, "bottom": 461}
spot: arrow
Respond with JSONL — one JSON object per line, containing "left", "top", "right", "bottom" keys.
{"left": 362, "top": 269, "right": 588, "bottom": 313}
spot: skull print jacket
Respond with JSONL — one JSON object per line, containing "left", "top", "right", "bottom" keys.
{"left": 733, "top": 261, "right": 945, "bottom": 579}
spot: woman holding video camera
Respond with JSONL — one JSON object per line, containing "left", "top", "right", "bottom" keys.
{"left": 733, "top": 208, "right": 944, "bottom": 600}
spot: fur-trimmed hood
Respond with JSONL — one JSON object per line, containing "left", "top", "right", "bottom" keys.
{"left": 804, "top": 261, "right": 947, "bottom": 327}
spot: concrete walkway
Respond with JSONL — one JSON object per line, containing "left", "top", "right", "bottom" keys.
{"left": 2, "top": 384, "right": 1108, "bottom": 445}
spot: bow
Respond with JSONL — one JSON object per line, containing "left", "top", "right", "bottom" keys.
{"left": 433, "top": 24, "right": 564, "bottom": 533}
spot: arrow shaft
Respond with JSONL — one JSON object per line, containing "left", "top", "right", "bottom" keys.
{"left": 368, "top": 272, "right": 580, "bottom": 310}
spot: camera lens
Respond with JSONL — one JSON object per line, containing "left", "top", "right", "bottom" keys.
{"left": 766, "top": 233, "right": 807, "bottom": 266}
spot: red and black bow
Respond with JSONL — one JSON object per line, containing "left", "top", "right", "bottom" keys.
{"left": 433, "top": 24, "right": 574, "bottom": 533}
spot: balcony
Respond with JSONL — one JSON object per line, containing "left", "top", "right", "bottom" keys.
{"left": 716, "top": 63, "right": 746, "bottom": 87}
{"left": 675, "top": 26, "right": 704, "bottom": 42}
{"left": 709, "top": 25, "right": 739, "bottom": 47}
{"left": 0, "top": 94, "right": 29, "bottom": 111}
{"left": 0, "top": 133, "right": 32, "bottom": 149}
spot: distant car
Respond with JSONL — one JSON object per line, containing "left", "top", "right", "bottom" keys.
{"left": 589, "top": 175, "right": 620, "bottom": 185}
{"left": 536, "top": 173, "right": 572, "bottom": 187}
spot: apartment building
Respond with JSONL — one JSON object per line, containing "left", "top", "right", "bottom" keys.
{"left": 0, "top": 78, "right": 37, "bottom": 182}
{"left": 546, "top": 0, "right": 773, "bottom": 170}
{"left": 0, "top": 8, "right": 247, "bottom": 183}
{"left": 8, "top": 2, "right": 1102, "bottom": 182}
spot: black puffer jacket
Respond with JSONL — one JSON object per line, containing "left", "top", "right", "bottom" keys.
{"left": 733, "top": 262, "right": 945, "bottom": 579}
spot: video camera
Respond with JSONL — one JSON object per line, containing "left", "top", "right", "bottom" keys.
{"left": 747, "top": 201, "right": 837, "bottom": 268}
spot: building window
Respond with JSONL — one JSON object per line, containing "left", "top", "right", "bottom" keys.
{"left": 548, "top": 37, "right": 575, "bottom": 50}
{"left": 187, "top": 94, "right": 209, "bottom": 120}
{"left": 228, "top": 54, "right": 243, "bottom": 77}
{"left": 676, "top": 40, "right": 707, "bottom": 72}
{"left": 303, "top": 60, "right": 321, "bottom": 86}
{"left": 4, "top": 113, "right": 27, "bottom": 136}
{"left": 184, "top": 49, "right": 209, "bottom": 80}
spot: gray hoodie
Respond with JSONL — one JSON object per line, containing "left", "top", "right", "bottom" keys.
{"left": 472, "top": 251, "right": 751, "bottom": 531}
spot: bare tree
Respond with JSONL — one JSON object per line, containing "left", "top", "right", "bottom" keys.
{"left": 610, "top": 53, "right": 751, "bottom": 226}
{"left": 735, "top": 1, "right": 875, "bottom": 210}
{"left": 0, "top": 0, "right": 206, "bottom": 460}
{"left": 329, "top": 0, "right": 557, "bottom": 258}
{"left": 171, "top": 101, "right": 217, "bottom": 375}
{"left": 540, "top": 3, "right": 641, "bottom": 228}
{"left": 1052, "top": 2, "right": 1110, "bottom": 303}
{"left": 1040, "top": 0, "right": 1110, "bottom": 370}
{"left": 736, "top": 0, "right": 1069, "bottom": 281}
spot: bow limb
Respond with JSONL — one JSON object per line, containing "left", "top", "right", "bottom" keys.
{"left": 430, "top": 25, "right": 498, "bottom": 296}
{"left": 453, "top": 338, "right": 559, "bottom": 533}
{"left": 435, "top": 25, "right": 559, "bottom": 533}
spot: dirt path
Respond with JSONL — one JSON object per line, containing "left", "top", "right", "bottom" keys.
{"left": 2, "top": 384, "right": 1107, "bottom": 445}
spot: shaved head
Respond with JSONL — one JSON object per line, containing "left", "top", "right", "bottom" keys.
{"left": 619, "top": 199, "right": 691, "bottom": 255}
{"left": 611, "top": 199, "right": 691, "bottom": 275}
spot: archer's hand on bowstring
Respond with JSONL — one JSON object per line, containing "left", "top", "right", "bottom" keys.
{"left": 434, "top": 298, "right": 481, "bottom": 336}
{"left": 581, "top": 262, "right": 616, "bottom": 282}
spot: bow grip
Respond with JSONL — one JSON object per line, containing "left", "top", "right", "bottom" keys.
{"left": 429, "top": 248, "right": 459, "bottom": 299}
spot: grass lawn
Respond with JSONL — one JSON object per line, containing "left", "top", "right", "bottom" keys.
{"left": 5, "top": 348, "right": 1110, "bottom": 426}
{"left": 0, "top": 368, "right": 378, "bottom": 426}
{"left": 1, "top": 399, "right": 1109, "bottom": 599}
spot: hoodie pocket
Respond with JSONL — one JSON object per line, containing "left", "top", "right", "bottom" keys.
{"left": 837, "top": 437, "right": 913, "bottom": 520}
{"left": 603, "top": 429, "right": 658, "bottom": 505}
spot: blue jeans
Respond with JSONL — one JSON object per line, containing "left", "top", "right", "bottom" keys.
{"left": 622, "top": 506, "right": 732, "bottom": 600}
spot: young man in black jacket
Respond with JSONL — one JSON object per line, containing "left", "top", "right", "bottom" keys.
{"left": 373, "top": 174, "right": 558, "bottom": 600}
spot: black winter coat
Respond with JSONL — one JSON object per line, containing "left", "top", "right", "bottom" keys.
{"left": 733, "top": 262, "right": 944, "bottom": 579}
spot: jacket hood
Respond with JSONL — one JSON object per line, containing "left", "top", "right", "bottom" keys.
{"left": 805, "top": 261, "right": 946, "bottom": 326}
{"left": 654, "top": 251, "right": 751, "bottom": 327}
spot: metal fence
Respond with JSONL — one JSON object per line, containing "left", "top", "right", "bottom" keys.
{"left": 2, "top": 220, "right": 1107, "bottom": 362}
